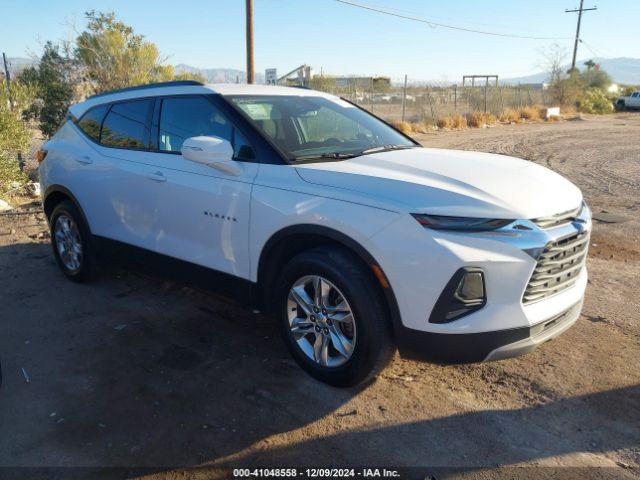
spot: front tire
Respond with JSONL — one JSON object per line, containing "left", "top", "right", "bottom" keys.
{"left": 277, "top": 246, "right": 395, "bottom": 387}
{"left": 50, "top": 200, "right": 97, "bottom": 282}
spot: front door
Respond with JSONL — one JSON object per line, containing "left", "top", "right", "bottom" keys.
{"left": 134, "top": 95, "right": 258, "bottom": 280}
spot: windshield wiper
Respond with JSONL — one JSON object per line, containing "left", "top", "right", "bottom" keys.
{"left": 359, "top": 144, "right": 418, "bottom": 155}
{"left": 293, "top": 152, "right": 358, "bottom": 161}
{"left": 292, "top": 144, "right": 418, "bottom": 162}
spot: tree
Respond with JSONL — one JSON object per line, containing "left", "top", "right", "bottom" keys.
{"left": 539, "top": 44, "right": 585, "bottom": 106}
{"left": 580, "top": 61, "right": 612, "bottom": 90}
{"left": 76, "top": 11, "right": 173, "bottom": 92}
{"left": 19, "top": 42, "right": 78, "bottom": 137}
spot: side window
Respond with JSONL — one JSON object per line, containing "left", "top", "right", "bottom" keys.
{"left": 159, "top": 97, "right": 232, "bottom": 152}
{"left": 101, "top": 99, "right": 153, "bottom": 149}
{"left": 77, "top": 105, "right": 109, "bottom": 142}
{"left": 233, "top": 128, "right": 256, "bottom": 160}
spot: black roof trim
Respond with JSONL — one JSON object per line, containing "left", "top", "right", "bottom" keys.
{"left": 86, "top": 81, "right": 205, "bottom": 100}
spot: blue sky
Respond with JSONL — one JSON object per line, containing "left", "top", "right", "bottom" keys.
{"left": 2, "top": 0, "right": 638, "bottom": 81}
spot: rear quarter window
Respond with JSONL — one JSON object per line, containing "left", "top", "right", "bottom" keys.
{"left": 76, "top": 105, "right": 109, "bottom": 141}
{"left": 101, "top": 99, "right": 154, "bottom": 149}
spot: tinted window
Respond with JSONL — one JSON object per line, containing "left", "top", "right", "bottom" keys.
{"left": 77, "top": 105, "right": 109, "bottom": 141}
{"left": 159, "top": 97, "right": 232, "bottom": 152}
{"left": 101, "top": 99, "right": 153, "bottom": 149}
{"left": 233, "top": 128, "right": 255, "bottom": 160}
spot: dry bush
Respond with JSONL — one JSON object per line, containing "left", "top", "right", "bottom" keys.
{"left": 468, "top": 112, "right": 497, "bottom": 128}
{"left": 452, "top": 114, "right": 467, "bottom": 129}
{"left": 436, "top": 117, "right": 453, "bottom": 129}
{"left": 519, "top": 106, "right": 541, "bottom": 121}
{"left": 499, "top": 108, "right": 521, "bottom": 123}
{"left": 485, "top": 113, "right": 497, "bottom": 124}
{"left": 410, "top": 122, "right": 429, "bottom": 134}
{"left": 438, "top": 115, "right": 467, "bottom": 130}
{"left": 467, "top": 112, "right": 483, "bottom": 128}
{"left": 390, "top": 121, "right": 413, "bottom": 135}
{"left": 547, "top": 114, "right": 562, "bottom": 122}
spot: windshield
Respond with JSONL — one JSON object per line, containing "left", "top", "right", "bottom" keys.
{"left": 227, "top": 95, "right": 417, "bottom": 161}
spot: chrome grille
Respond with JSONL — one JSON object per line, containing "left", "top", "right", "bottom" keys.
{"left": 532, "top": 205, "right": 582, "bottom": 229}
{"left": 523, "top": 231, "right": 589, "bottom": 304}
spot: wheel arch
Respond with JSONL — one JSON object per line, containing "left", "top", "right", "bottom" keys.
{"left": 256, "top": 224, "right": 403, "bottom": 334}
{"left": 43, "top": 185, "right": 91, "bottom": 232}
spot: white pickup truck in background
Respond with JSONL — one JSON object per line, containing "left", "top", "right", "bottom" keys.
{"left": 616, "top": 91, "right": 640, "bottom": 110}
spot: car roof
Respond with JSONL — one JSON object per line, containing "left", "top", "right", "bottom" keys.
{"left": 69, "top": 83, "right": 338, "bottom": 118}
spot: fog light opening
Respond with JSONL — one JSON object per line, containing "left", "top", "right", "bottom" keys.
{"left": 454, "top": 271, "right": 485, "bottom": 306}
{"left": 429, "top": 268, "right": 487, "bottom": 324}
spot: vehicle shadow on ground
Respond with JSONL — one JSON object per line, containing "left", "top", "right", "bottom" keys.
{"left": 216, "top": 384, "right": 640, "bottom": 469}
{"left": 0, "top": 241, "right": 363, "bottom": 468}
{"left": 1, "top": 242, "right": 638, "bottom": 475}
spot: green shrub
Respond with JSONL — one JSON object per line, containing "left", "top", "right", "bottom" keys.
{"left": 577, "top": 89, "right": 614, "bottom": 114}
{"left": 0, "top": 151, "right": 28, "bottom": 195}
{"left": 0, "top": 85, "right": 31, "bottom": 195}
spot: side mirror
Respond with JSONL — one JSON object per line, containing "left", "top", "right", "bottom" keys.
{"left": 181, "top": 136, "right": 243, "bottom": 176}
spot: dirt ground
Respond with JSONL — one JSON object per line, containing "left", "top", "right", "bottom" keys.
{"left": 0, "top": 114, "right": 639, "bottom": 479}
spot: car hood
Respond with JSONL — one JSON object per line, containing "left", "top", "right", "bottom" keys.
{"left": 294, "top": 147, "right": 582, "bottom": 219}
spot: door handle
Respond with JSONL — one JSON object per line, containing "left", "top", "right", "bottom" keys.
{"left": 75, "top": 155, "right": 93, "bottom": 165}
{"left": 146, "top": 171, "right": 166, "bottom": 182}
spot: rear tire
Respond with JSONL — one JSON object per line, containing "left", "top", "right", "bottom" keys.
{"left": 277, "top": 246, "right": 395, "bottom": 387}
{"left": 49, "top": 200, "right": 97, "bottom": 282}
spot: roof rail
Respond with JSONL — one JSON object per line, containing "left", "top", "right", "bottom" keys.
{"left": 86, "top": 80, "right": 205, "bottom": 100}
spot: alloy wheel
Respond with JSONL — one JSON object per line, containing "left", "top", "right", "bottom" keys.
{"left": 54, "top": 214, "right": 83, "bottom": 271}
{"left": 287, "top": 275, "right": 356, "bottom": 367}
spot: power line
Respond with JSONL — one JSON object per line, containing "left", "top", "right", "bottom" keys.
{"left": 336, "top": 0, "right": 545, "bottom": 32}
{"left": 579, "top": 39, "right": 606, "bottom": 59}
{"left": 334, "top": 0, "right": 571, "bottom": 40}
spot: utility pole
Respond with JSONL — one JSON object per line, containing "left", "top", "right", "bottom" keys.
{"left": 246, "top": 0, "right": 254, "bottom": 84}
{"left": 2, "top": 52, "right": 13, "bottom": 111}
{"left": 566, "top": 0, "right": 597, "bottom": 72}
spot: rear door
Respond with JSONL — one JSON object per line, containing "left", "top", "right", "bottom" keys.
{"left": 132, "top": 95, "right": 258, "bottom": 279}
{"left": 70, "top": 98, "right": 156, "bottom": 247}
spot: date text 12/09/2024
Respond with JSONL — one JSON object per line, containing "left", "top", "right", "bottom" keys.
{"left": 233, "top": 468, "right": 401, "bottom": 478}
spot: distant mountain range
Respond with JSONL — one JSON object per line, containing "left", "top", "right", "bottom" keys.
{"left": 2, "top": 58, "right": 267, "bottom": 83}
{"left": 5, "top": 57, "right": 638, "bottom": 86}
{"left": 503, "top": 57, "right": 640, "bottom": 85}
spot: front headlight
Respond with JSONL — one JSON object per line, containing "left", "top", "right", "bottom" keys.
{"left": 411, "top": 214, "right": 514, "bottom": 231}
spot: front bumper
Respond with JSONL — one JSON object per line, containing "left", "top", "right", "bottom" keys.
{"left": 396, "top": 299, "right": 583, "bottom": 363}
{"left": 368, "top": 203, "right": 591, "bottom": 333}
{"left": 366, "top": 203, "right": 590, "bottom": 363}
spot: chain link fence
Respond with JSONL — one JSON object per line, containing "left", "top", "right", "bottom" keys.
{"left": 314, "top": 81, "right": 550, "bottom": 124}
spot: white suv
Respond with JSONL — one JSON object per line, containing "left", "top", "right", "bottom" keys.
{"left": 39, "top": 81, "right": 591, "bottom": 386}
